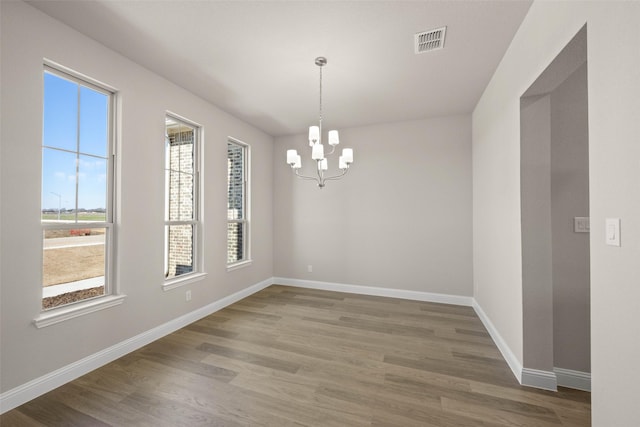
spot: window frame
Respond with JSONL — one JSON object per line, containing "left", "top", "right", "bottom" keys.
{"left": 35, "top": 62, "right": 123, "bottom": 328}
{"left": 163, "top": 113, "right": 205, "bottom": 290}
{"left": 226, "top": 137, "right": 251, "bottom": 271}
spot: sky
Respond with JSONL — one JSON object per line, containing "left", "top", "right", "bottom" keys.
{"left": 41, "top": 72, "right": 108, "bottom": 211}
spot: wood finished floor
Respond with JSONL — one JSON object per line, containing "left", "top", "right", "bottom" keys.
{"left": 1, "top": 285, "right": 590, "bottom": 426}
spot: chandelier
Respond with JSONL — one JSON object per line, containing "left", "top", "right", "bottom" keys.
{"left": 286, "top": 57, "right": 354, "bottom": 189}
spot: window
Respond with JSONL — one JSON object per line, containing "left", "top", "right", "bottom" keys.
{"left": 41, "top": 66, "right": 115, "bottom": 311}
{"left": 165, "top": 115, "right": 200, "bottom": 283}
{"left": 227, "top": 138, "right": 250, "bottom": 267}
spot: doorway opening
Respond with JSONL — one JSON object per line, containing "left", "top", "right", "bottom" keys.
{"left": 520, "top": 25, "right": 591, "bottom": 392}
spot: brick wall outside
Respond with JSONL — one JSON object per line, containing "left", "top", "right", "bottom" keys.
{"left": 227, "top": 142, "right": 244, "bottom": 263}
{"left": 166, "top": 128, "right": 194, "bottom": 278}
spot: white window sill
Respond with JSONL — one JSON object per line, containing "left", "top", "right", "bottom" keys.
{"left": 163, "top": 272, "right": 207, "bottom": 291}
{"left": 34, "top": 294, "right": 126, "bottom": 329}
{"left": 226, "top": 259, "right": 252, "bottom": 272}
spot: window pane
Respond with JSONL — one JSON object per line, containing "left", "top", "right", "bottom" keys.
{"left": 167, "top": 123, "right": 194, "bottom": 174}
{"left": 165, "top": 224, "right": 194, "bottom": 279}
{"left": 79, "top": 86, "right": 108, "bottom": 157}
{"left": 164, "top": 168, "right": 171, "bottom": 221}
{"left": 77, "top": 155, "right": 107, "bottom": 221}
{"left": 227, "top": 222, "right": 244, "bottom": 264}
{"left": 227, "top": 140, "right": 248, "bottom": 265}
{"left": 43, "top": 72, "right": 77, "bottom": 151}
{"left": 179, "top": 135, "right": 194, "bottom": 175}
{"left": 42, "top": 148, "right": 76, "bottom": 222}
{"left": 227, "top": 143, "right": 244, "bottom": 220}
{"left": 41, "top": 67, "right": 114, "bottom": 310}
{"left": 42, "top": 228, "right": 106, "bottom": 309}
{"left": 166, "top": 118, "right": 195, "bottom": 222}
{"left": 168, "top": 170, "right": 194, "bottom": 221}
{"left": 164, "top": 116, "right": 199, "bottom": 281}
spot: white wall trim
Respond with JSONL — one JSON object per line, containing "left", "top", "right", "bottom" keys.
{"left": 521, "top": 368, "right": 558, "bottom": 391}
{"left": 33, "top": 294, "right": 126, "bottom": 329}
{"left": 274, "top": 277, "right": 474, "bottom": 306}
{"left": 6, "top": 277, "right": 575, "bottom": 414}
{"left": 0, "top": 277, "right": 273, "bottom": 414}
{"left": 472, "top": 299, "right": 524, "bottom": 385}
{"left": 162, "top": 272, "right": 208, "bottom": 291}
{"left": 554, "top": 367, "right": 591, "bottom": 392}
{"left": 283, "top": 278, "right": 564, "bottom": 392}
{"left": 471, "top": 301, "right": 590, "bottom": 393}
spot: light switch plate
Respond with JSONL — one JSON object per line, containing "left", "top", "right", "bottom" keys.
{"left": 574, "top": 217, "right": 590, "bottom": 233}
{"left": 605, "top": 218, "right": 621, "bottom": 246}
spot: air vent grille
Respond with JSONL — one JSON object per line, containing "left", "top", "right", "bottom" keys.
{"left": 415, "top": 26, "right": 447, "bottom": 54}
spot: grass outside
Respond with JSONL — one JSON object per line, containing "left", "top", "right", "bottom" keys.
{"left": 42, "top": 212, "right": 106, "bottom": 221}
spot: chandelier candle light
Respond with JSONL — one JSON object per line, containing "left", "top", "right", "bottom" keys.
{"left": 286, "top": 57, "right": 354, "bottom": 188}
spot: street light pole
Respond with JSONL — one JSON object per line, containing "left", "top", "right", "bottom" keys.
{"left": 50, "top": 192, "right": 61, "bottom": 220}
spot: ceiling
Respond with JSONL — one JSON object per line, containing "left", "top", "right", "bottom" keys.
{"left": 28, "top": 0, "right": 532, "bottom": 137}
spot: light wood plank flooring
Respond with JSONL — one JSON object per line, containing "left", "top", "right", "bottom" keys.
{"left": 1, "top": 285, "right": 590, "bottom": 426}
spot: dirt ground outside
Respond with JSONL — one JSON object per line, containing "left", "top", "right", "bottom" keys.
{"left": 42, "top": 287, "right": 104, "bottom": 310}
{"left": 44, "top": 228, "right": 106, "bottom": 239}
{"left": 42, "top": 228, "right": 106, "bottom": 308}
{"left": 43, "top": 245, "right": 105, "bottom": 286}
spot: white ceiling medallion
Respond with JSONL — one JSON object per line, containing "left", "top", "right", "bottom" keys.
{"left": 415, "top": 26, "right": 447, "bottom": 54}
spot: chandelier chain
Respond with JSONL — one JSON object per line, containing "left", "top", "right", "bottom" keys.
{"left": 318, "top": 64, "right": 323, "bottom": 139}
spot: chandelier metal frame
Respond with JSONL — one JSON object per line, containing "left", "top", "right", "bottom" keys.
{"left": 286, "top": 57, "right": 353, "bottom": 189}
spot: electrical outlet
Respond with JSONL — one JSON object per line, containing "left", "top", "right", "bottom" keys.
{"left": 186, "top": 290, "right": 192, "bottom": 301}
{"left": 307, "top": 265, "right": 313, "bottom": 273}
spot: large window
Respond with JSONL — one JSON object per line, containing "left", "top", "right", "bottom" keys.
{"left": 165, "top": 115, "right": 200, "bottom": 282}
{"left": 41, "top": 66, "right": 114, "bottom": 310}
{"left": 227, "top": 138, "right": 250, "bottom": 267}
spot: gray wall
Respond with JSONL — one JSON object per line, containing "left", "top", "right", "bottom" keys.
{"left": 520, "top": 94, "right": 554, "bottom": 371}
{"left": 274, "top": 116, "right": 473, "bottom": 297}
{"left": 550, "top": 63, "right": 590, "bottom": 372}
{"left": 520, "top": 63, "right": 590, "bottom": 375}
{"left": 0, "top": 1, "right": 273, "bottom": 392}
{"left": 4, "top": 1, "right": 639, "bottom": 423}
{"left": 473, "top": 1, "right": 640, "bottom": 423}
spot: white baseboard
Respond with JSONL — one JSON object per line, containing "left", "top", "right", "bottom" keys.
{"left": 278, "top": 278, "right": 544, "bottom": 389}
{"left": 274, "top": 277, "right": 474, "bottom": 307}
{"left": 471, "top": 300, "right": 524, "bottom": 385}
{"left": 554, "top": 367, "right": 591, "bottom": 392}
{"left": 471, "top": 300, "right": 590, "bottom": 393}
{"left": 5, "top": 276, "right": 581, "bottom": 414}
{"left": 521, "top": 368, "right": 558, "bottom": 391}
{"left": 0, "top": 277, "right": 272, "bottom": 414}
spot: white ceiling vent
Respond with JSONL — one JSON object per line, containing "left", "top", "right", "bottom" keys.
{"left": 414, "top": 27, "right": 447, "bottom": 54}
